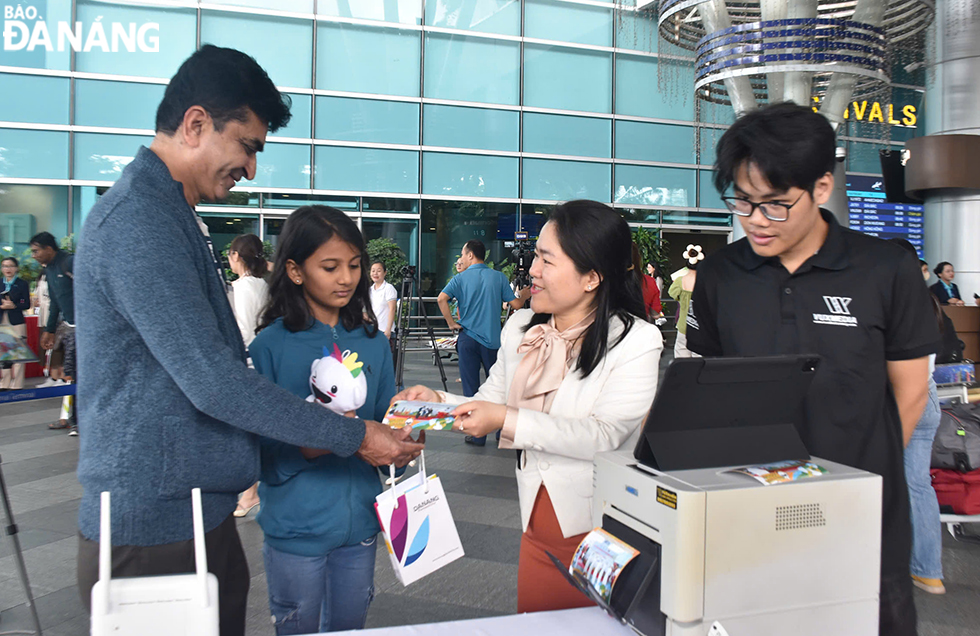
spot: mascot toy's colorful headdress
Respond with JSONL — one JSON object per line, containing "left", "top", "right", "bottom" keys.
{"left": 306, "top": 343, "right": 368, "bottom": 415}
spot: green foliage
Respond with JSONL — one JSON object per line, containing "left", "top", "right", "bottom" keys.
{"left": 366, "top": 238, "right": 408, "bottom": 285}
{"left": 60, "top": 234, "right": 75, "bottom": 254}
{"left": 633, "top": 227, "right": 670, "bottom": 281}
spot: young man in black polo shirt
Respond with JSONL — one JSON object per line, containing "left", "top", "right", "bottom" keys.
{"left": 687, "top": 103, "right": 939, "bottom": 636}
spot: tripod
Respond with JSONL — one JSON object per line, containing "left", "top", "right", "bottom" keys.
{"left": 0, "top": 452, "right": 43, "bottom": 635}
{"left": 394, "top": 267, "right": 448, "bottom": 393}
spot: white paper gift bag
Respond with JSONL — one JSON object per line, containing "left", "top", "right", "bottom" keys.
{"left": 374, "top": 453, "right": 465, "bottom": 585}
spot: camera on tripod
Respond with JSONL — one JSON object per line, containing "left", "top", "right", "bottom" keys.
{"left": 512, "top": 232, "right": 534, "bottom": 289}
{"left": 401, "top": 264, "right": 417, "bottom": 279}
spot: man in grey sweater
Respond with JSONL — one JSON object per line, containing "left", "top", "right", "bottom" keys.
{"left": 74, "top": 46, "right": 423, "bottom": 636}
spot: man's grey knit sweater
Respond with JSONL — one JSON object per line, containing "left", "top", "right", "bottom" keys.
{"left": 75, "top": 146, "right": 366, "bottom": 546}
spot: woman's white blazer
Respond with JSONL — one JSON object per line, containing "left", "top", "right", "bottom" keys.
{"left": 440, "top": 309, "right": 663, "bottom": 538}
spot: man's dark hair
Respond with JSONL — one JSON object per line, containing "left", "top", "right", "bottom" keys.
{"left": 714, "top": 102, "right": 836, "bottom": 196}
{"left": 463, "top": 240, "right": 486, "bottom": 262}
{"left": 29, "top": 232, "right": 58, "bottom": 250}
{"left": 156, "top": 45, "right": 292, "bottom": 135}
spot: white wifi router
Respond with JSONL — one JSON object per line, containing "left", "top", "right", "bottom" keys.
{"left": 90, "top": 488, "right": 220, "bottom": 636}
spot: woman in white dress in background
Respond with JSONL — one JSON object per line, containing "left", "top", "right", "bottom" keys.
{"left": 228, "top": 233, "right": 270, "bottom": 516}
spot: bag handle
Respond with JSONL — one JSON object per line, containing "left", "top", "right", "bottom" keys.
{"left": 389, "top": 450, "right": 428, "bottom": 509}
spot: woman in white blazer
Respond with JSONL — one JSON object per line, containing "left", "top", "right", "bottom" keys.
{"left": 395, "top": 200, "right": 662, "bottom": 613}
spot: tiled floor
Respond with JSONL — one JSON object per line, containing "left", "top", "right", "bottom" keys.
{"left": 1, "top": 348, "right": 979, "bottom": 635}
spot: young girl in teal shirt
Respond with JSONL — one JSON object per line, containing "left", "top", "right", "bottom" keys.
{"left": 249, "top": 206, "right": 395, "bottom": 634}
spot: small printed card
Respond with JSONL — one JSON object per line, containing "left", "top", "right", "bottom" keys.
{"left": 728, "top": 460, "right": 827, "bottom": 486}
{"left": 383, "top": 401, "right": 456, "bottom": 431}
{"left": 570, "top": 528, "right": 640, "bottom": 603}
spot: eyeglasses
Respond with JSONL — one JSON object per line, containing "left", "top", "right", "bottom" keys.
{"left": 721, "top": 191, "right": 807, "bottom": 222}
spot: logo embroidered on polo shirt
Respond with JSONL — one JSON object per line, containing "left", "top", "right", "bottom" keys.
{"left": 813, "top": 296, "right": 858, "bottom": 327}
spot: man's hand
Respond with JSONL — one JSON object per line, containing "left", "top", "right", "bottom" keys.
{"left": 40, "top": 331, "right": 55, "bottom": 350}
{"left": 356, "top": 420, "right": 425, "bottom": 467}
{"left": 447, "top": 319, "right": 461, "bottom": 332}
{"left": 391, "top": 384, "right": 441, "bottom": 405}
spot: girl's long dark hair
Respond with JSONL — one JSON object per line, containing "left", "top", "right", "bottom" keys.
{"left": 258, "top": 205, "right": 379, "bottom": 335}
{"left": 229, "top": 233, "right": 267, "bottom": 279}
{"left": 526, "top": 200, "right": 647, "bottom": 377}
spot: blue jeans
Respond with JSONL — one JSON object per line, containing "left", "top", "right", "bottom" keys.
{"left": 456, "top": 330, "right": 499, "bottom": 441}
{"left": 903, "top": 379, "right": 943, "bottom": 580}
{"left": 263, "top": 537, "right": 377, "bottom": 635}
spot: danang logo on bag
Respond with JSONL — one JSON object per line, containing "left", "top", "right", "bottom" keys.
{"left": 813, "top": 296, "right": 858, "bottom": 327}
{"left": 3, "top": 5, "right": 160, "bottom": 52}
{"left": 387, "top": 493, "right": 431, "bottom": 567}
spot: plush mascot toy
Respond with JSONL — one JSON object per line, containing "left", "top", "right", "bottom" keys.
{"left": 307, "top": 344, "right": 368, "bottom": 415}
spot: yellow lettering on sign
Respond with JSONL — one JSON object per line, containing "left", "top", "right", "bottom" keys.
{"left": 902, "top": 105, "right": 917, "bottom": 127}
{"left": 869, "top": 102, "right": 884, "bottom": 123}
{"left": 852, "top": 101, "right": 868, "bottom": 121}
{"left": 887, "top": 104, "right": 901, "bottom": 125}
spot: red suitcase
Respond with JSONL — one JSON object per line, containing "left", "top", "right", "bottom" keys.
{"left": 930, "top": 468, "right": 980, "bottom": 515}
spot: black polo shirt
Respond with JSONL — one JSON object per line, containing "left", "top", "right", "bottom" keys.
{"left": 687, "top": 209, "right": 940, "bottom": 577}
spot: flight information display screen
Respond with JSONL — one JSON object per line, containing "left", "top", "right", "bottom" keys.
{"left": 846, "top": 174, "right": 924, "bottom": 257}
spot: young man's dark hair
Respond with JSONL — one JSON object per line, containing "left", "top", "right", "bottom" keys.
{"left": 714, "top": 102, "right": 836, "bottom": 195}
{"left": 462, "top": 239, "right": 486, "bottom": 262}
{"left": 155, "top": 44, "right": 292, "bottom": 135}
{"left": 29, "top": 231, "right": 58, "bottom": 251}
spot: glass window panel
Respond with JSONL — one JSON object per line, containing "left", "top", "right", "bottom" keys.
{"left": 0, "top": 74, "right": 69, "bottom": 124}
{"left": 422, "top": 152, "right": 517, "bottom": 199}
{"left": 363, "top": 218, "right": 419, "bottom": 265}
{"left": 316, "top": 23, "right": 421, "bottom": 97}
{"left": 208, "top": 0, "right": 312, "bottom": 11}
{"left": 201, "top": 12, "right": 312, "bottom": 89}
{"left": 424, "top": 34, "right": 520, "bottom": 105}
{"left": 698, "top": 100, "right": 736, "bottom": 126}
{"left": 74, "top": 2, "right": 197, "bottom": 79}
{"left": 263, "top": 216, "right": 286, "bottom": 250}
{"left": 0, "top": 0, "right": 72, "bottom": 70}
{"left": 425, "top": 0, "right": 520, "bottom": 36}
{"left": 363, "top": 197, "right": 418, "bottom": 213}
{"left": 276, "top": 93, "right": 312, "bottom": 139}
{"left": 847, "top": 141, "right": 884, "bottom": 174}
{"left": 698, "top": 170, "right": 725, "bottom": 210}
{"left": 73, "top": 185, "right": 103, "bottom": 237}
{"left": 315, "top": 146, "right": 419, "bottom": 193}
{"left": 237, "top": 143, "right": 311, "bottom": 189}
{"left": 199, "top": 214, "right": 260, "bottom": 257}
{"left": 520, "top": 203, "right": 552, "bottom": 237}
{"left": 620, "top": 208, "right": 661, "bottom": 223}
{"left": 206, "top": 191, "right": 261, "bottom": 208}
{"left": 661, "top": 210, "right": 731, "bottom": 227}
{"left": 316, "top": 97, "right": 419, "bottom": 145}
{"left": 522, "top": 159, "right": 611, "bottom": 203}
{"left": 523, "top": 113, "right": 611, "bottom": 158}
{"left": 615, "top": 165, "right": 695, "bottom": 207}
{"left": 615, "top": 121, "right": 695, "bottom": 164}
{"left": 420, "top": 200, "right": 516, "bottom": 296}
{"left": 525, "top": 0, "right": 612, "bottom": 47}
{"left": 615, "top": 8, "right": 658, "bottom": 54}
{"left": 0, "top": 129, "right": 68, "bottom": 179}
{"left": 74, "top": 80, "right": 165, "bottom": 130}
{"left": 319, "top": 0, "right": 422, "bottom": 25}
{"left": 422, "top": 105, "right": 518, "bottom": 152}
{"left": 0, "top": 185, "right": 69, "bottom": 258}
{"left": 263, "top": 193, "right": 357, "bottom": 209}
{"left": 524, "top": 45, "right": 611, "bottom": 114}
{"left": 698, "top": 126, "right": 725, "bottom": 167}
{"left": 73, "top": 133, "right": 153, "bottom": 182}
{"left": 616, "top": 55, "right": 693, "bottom": 120}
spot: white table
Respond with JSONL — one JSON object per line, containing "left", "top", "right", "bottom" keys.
{"left": 330, "top": 607, "right": 636, "bottom": 636}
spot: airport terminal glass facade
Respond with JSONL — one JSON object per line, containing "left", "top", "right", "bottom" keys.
{"left": 0, "top": 0, "right": 923, "bottom": 293}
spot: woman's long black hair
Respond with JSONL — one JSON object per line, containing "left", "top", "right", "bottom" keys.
{"left": 525, "top": 199, "right": 647, "bottom": 377}
{"left": 258, "top": 205, "right": 379, "bottom": 335}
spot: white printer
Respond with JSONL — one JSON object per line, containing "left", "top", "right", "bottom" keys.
{"left": 587, "top": 355, "right": 883, "bottom": 636}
